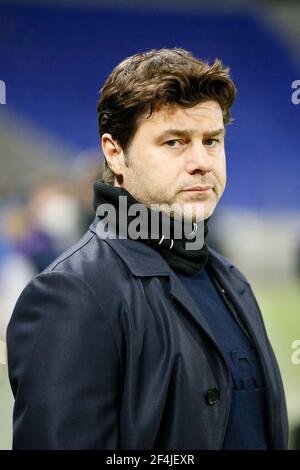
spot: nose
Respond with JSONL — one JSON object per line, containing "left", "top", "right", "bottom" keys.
{"left": 185, "top": 142, "right": 213, "bottom": 174}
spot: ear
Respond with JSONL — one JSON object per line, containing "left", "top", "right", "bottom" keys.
{"left": 101, "top": 133, "right": 126, "bottom": 177}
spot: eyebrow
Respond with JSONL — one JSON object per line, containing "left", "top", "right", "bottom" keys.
{"left": 157, "top": 128, "right": 226, "bottom": 140}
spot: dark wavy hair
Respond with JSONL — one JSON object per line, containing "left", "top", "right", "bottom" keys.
{"left": 97, "top": 48, "right": 236, "bottom": 184}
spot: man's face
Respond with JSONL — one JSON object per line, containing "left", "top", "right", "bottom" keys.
{"left": 106, "top": 100, "right": 227, "bottom": 221}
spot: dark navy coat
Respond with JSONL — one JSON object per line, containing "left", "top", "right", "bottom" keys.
{"left": 6, "top": 217, "right": 288, "bottom": 449}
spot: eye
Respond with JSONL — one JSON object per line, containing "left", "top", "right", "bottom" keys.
{"left": 164, "top": 139, "right": 183, "bottom": 148}
{"left": 204, "top": 138, "right": 219, "bottom": 147}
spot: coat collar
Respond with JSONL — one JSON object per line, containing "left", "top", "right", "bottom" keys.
{"left": 89, "top": 216, "right": 171, "bottom": 276}
{"left": 89, "top": 216, "right": 233, "bottom": 278}
{"left": 89, "top": 216, "right": 251, "bottom": 297}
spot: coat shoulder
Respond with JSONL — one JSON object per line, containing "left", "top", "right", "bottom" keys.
{"left": 43, "top": 228, "right": 128, "bottom": 289}
{"left": 10, "top": 229, "right": 130, "bottom": 331}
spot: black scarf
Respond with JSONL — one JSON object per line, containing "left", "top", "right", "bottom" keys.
{"left": 93, "top": 181, "right": 209, "bottom": 275}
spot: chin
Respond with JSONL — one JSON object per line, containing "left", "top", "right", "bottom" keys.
{"left": 172, "top": 193, "right": 217, "bottom": 221}
{"left": 167, "top": 198, "right": 217, "bottom": 223}
{"left": 203, "top": 204, "right": 217, "bottom": 220}
{"left": 185, "top": 202, "right": 216, "bottom": 222}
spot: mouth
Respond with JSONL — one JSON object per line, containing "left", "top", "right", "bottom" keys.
{"left": 182, "top": 185, "right": 213, "bottom": 193}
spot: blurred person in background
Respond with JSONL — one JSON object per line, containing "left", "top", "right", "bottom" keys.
{"left": 69, "top": 149, "right": 105, "bottom": 234}
{"left": 24, "top": 182, "right": 82, "bottom": 264}
{"left": 6, "top": 48, "right": 288, "bottom": 450}
{"left": 0, "top": 182, "right": 82, "bottom": 347}
{"left": 0, "top": 218, "right": 34, "bottom": 361}
{"left": 2, "top": 182, "right": 82, "bottom": 275}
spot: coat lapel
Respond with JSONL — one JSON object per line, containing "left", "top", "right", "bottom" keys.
{"left": 207, "top": 248, "right": 278, "bottom": 448}
{"left": 168, "top": 272, "right": 220, "bottom": 348}
{"left": 207, "top": 249, "right": 270, "bottom": 359}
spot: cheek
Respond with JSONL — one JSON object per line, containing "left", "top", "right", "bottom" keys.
{"left": 128, "top": 154, "right": 161, "bottom": 189}
{"left": 221, "top": 162, "right": 227, "bottom": 185}
{"left": 216, "top": 154, "right": 226, "bottom": 187}
{"left": 143, "top": 153, "right": 176, "bottom": 183}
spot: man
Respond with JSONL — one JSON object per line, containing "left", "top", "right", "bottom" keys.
{"left": 7, "top": 48, "right": 288, "bottom": 450}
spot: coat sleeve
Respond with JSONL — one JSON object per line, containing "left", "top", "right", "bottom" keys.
{"left": 6, "top": 270, "right": 121, "bottom": 449}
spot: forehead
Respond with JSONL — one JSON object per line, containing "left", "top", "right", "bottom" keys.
{"left": 138, "top": 100, "right": 224, "bottom": 134}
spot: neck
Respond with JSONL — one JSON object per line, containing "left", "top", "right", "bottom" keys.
{"left": 93, "top": 181, "right": 210, "bottom": 275}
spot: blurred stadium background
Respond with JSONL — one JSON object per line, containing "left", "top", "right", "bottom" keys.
{"left": 0, "top": 0, "right": 299, "bottom": 450}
